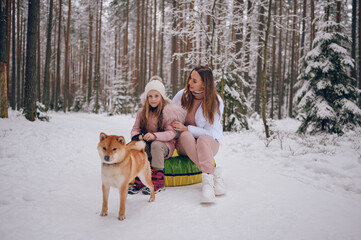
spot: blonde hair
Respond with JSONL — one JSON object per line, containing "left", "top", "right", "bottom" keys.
{"left": 139, "top": 95, "right": 169, "bottom": 133}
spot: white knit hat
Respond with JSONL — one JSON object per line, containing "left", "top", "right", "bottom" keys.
{"left": 143, "top": 76, "right": 167, "bottom": 100}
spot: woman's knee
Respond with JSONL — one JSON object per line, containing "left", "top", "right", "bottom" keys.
{"left": 197, "top": 136, "right": 219, "bottom": 155}
{"left": 179, "top": 131, "right": 194, "bottom": 141}
{"left": 197, "top": 135, "right": 212, "bottom": 145}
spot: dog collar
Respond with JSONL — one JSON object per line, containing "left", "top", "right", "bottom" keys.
{"left": 102, "top": 162, "right": 121, "bottom": 166}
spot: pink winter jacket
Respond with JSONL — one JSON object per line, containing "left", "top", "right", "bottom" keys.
{"left": 131, "top": 102, "right": 186, "bottom": 159}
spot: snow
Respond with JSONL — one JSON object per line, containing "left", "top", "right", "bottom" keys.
{"left": 341, "top": 99, "right": 361, "bottom": 116}
{"left": 298, "top": 89, "right": 314, "bottom": 108}
{"left": 316, "top": 80, "right": 329, "bottom": 90}
{"left": 329, "top": 43, "right": 347, "bottom": 55}
{"left": 314, "top": 97, "right": 336, "bottom": 119}
{"left": 1, "top": 111, "right": 361, "bottom": 240}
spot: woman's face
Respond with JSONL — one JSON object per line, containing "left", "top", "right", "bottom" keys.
{"left": 147, "top": 90, "right": 162, "bottom": 108}
{"left": 188, "top": 70, "right": 204, "bottom": 92}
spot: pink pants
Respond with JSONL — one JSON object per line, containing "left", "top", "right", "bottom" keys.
{"left": 177, "top": 131, "right": 219, "bottom": 174}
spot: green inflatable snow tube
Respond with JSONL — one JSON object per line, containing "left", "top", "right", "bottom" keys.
{"left": 163, "top": 150, "right": 202, "bottom": 186}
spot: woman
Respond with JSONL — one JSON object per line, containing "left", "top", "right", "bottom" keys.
{"left": 172, "top": 66, "right": 225, "bottom": 203}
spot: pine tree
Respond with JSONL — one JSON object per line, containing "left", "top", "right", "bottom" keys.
{"left": 220, "top": 72, "right": 249, "bottom": 131}
{"left": 296, "top": 1, "right": 361, "bottom": 134}
{"left": 110, "top": 77, "right": 134, "bottom": 115}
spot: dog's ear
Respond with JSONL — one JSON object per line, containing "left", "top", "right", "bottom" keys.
{"left": 100, "top": 132, "right": 107, "bottom": 141}
{"left": 117, "top": 136, "right": 125, "bottom": 145}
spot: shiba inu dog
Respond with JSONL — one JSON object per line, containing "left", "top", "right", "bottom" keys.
{"left": 97, "top": 133, "right": 155, "bottom": 220}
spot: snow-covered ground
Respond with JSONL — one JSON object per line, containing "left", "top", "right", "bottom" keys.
{"left": 1, "top": 111, "right": 360, "bottom": 240}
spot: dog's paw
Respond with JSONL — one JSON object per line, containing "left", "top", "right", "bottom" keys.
{"left": 100, "top": 211, "right": 108, "bottom": 216}
{"left": 118, "top": 215, "right": 126, "bottom": 221}
{"left": 148, "top": 197, "right": 155, "bottom": 202}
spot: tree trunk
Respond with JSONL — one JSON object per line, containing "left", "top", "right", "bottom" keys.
{"left": 281, "top": 5, "right": 290, "bottom": 118}
{"left": 142, "top": 0, "right": 148, "bottom": 84}
{"left": 277, "top": 0, "right": 283, "bottom": 119}
{"left": 270, "top": 0, "right": 277, "bottom": 119}
{"left": 42, "top": 0, "right": 53, "bottom": 111}
{"left": 262, "top": 0, "right": 272, "bottom": 138}
{"left": 310, "top": 0, "right": 315, "bottom": 50}
{"left": 134, "top": 0, "right": 140, "bottom": 94}
{"left": 159, "top": 0, "right": 164, "bottom": 79}
{"left": 255, "top": 3, "right": 265, "bottom": 114}
{"left": 351, "top": 0, "right": 356, "bottom": 82}
{"left": 185, "top": 1, "right": 194, "bottom": 81}
{"left": 208, "top": 0, "right": 217, "bottom": 69}
{"left": 179, "top": 3, "right": 185, "bottom": 85}
{"left": 88, "top": 3, "right": 93, "bottom": 104}
{"left": 114, "top": 31, "right": 117, "bottom": 80}
{"left": 358, "top": 0, "right": 361, "bottom": 106}
{"left": 63, "top": 0, "right": 71, "bottom": 112}
{"left": 148, "top": 7, "right": 152, "bottom": 80}
{"left": 300, "top": 0, "right": 307, "bottom": 58}
{"left": 234, "top": 0, "right": 244, "bottom": 58}
{"left": 243, "top": 0, "right": 252, "bottom": 98}
{"left": 16, "top": 0, "right": 20, "bottom": 110}
{"left": 289, "top": 0, "right": 297, "bottom": 118}
{"left": 24, "top": 0, "right": 39, "bottom": 121}
{"left": 82, "top": 48, "right": 87, "bottom": 95}
{"left": 55, "top": 0, "right": 62, "bottom": 111}
{"left": 0, "top": 0, "right": 8, "bottom": 118}
{"left": 10, "top": 0, "right": 15, "bottom": 109}
{"left": 94, "top": 0, "right": 102, "bottom": 113}
{"left": 171, "top": 0, "right": 177, "bottom": 96}
{"left": 152, "top": 0, "right": 157, "bottom": 75}
{"left": 336, "top": 0, "right": 341, "bottom": 32}
{"left": 37, "top": 0, "right": 40, "bottom": 101}
{"left": 6, "top": 0, "right": 10, "bottom": 109}
{"left": 21, "top": 13, "right": 25, "bottom": 109}
{"left": 50, "top": 4, "right": 58, "bottom": 110}
{"left": 122, "top": 0, "right": 129, "bottom": 81}
{"left": 0, "top": 61, "right": 7, "bottom": 118}
{"left": 93, "top": 2, "right": 99, "bottom": 109}
{"left": 139, "top": 0, "right": 144, "bottom": 93}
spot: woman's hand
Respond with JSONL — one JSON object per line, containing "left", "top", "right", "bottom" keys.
{"left": 172, "top": 121, "right": 188, "bottom": 132}
{"left": 143, "top": 133, "right": 156, "bottom": 141}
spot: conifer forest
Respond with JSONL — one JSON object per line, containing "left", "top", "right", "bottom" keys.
{"left": 0, "top": 0, "right": 361, "bottom": 135}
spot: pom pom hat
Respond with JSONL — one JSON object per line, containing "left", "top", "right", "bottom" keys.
{"left": 143, "top": 76, "right": 167, "bottom": 101}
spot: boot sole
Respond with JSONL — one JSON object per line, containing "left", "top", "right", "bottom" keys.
{"left": 142, "top": 186, "right": 165, "bottom": 195}
{"left": 200, "top": 197, "right": 216, "bottom": 204}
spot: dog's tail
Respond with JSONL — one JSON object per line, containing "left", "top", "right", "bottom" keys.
{"left": 127, "top": 140, "right": 146, "bottom": 152}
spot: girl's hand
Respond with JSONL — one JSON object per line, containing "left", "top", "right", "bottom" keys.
{"left": 171, "top": 121, "right": 188, "bottom": 132}
{"left": 143, "top": 133, "right": 156, "bottom": 141}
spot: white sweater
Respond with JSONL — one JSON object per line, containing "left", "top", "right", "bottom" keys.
{"left": 172, "top": 89, "right": 224, "bottom": 141}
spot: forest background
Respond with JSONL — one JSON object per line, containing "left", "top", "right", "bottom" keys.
{"left": 0, "top": 0, "right": 360, "bottom": 135}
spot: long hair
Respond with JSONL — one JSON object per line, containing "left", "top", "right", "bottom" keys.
{"left": 139, "top": 96, "right": 169, "bottom": 133}
{"left": 181, "top": 66, "right": 220, "bottom": 124}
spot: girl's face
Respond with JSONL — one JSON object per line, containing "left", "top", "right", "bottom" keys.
{"left": 147, "top": 90, "right": 162, "bottom": 108}
{"left": 188, "top": 70, "right": 204, "bottom": 92}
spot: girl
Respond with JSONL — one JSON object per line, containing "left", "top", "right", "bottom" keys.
{"left": 129, "top": 76, "right": 186, "bottom": 195}
{"left": 172, "top": 66, "right": 225, "bottom": 203}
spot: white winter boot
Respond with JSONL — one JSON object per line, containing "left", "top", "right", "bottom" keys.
{"left": 201, "top": 173, "right": 216, "bottom": 203}
{"left": 214, "top": 167, "right": 226, "bottom": 196}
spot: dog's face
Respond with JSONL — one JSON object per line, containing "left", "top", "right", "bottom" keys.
{"left": 98, "top": 133, "right": 126, "bottom": 164}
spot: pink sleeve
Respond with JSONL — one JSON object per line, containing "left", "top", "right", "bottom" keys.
{"left": 131, "top": 109, "right": 142, "bottom": 138}
{"left": 153, "top": 120, "right": 176, "bottom": 142}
